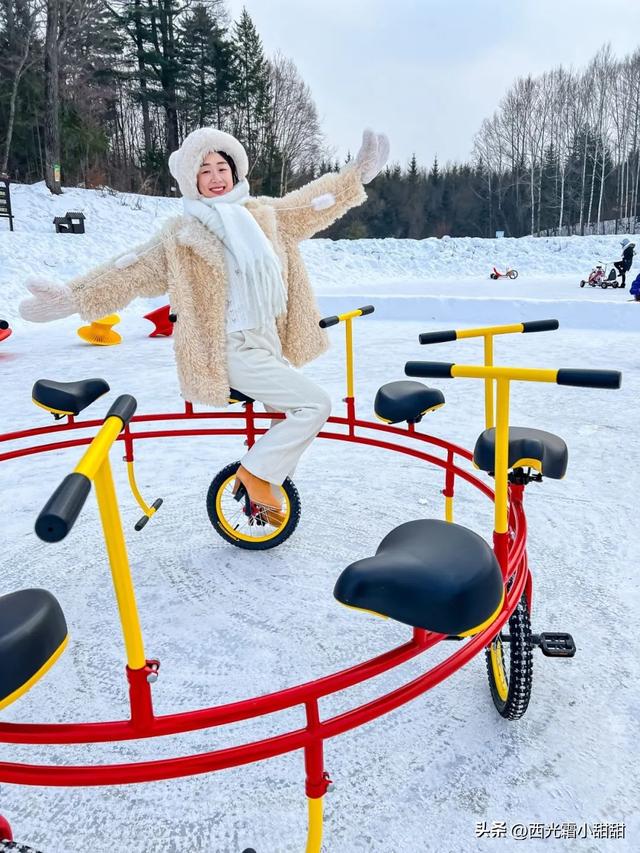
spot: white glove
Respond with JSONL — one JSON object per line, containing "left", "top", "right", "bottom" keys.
{"left": 351, "top": 128, "right": 390, "bottom": 184}
{"left": 18, "top": 277, "right": 76, "bottom": 323}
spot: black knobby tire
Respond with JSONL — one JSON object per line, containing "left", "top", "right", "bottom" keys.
{"left": 0, "top": 843, "right": 44, "bottom": 853}
{"left": 485, "top": 593, "right": 533, "bottom": 720}
{"left": 508, "top": 269, "right": 518, "bottom": 279}
{"left": 580, "top": 280, "right": 585, "bottom": 287}
{"left": 206, "top": 461, "right": 301, "bottom": 550}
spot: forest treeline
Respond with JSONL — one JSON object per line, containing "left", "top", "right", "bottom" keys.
{"left": 1, "top": 2, "right": 639, "bottom": 238}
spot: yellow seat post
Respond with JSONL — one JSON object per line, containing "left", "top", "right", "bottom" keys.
{"left": 345, "top": 317, "right": 355, "bottom": 400}
{"left": 493, "top": 378, "right": 511, "bottom": 576}
{"left": 344, "top": 317, "right": 355, "bottom": 431}
{"left": 74, "top": 416, "right": 147, "bottom": 671}
{"left": 483, "top": 333, "right": 495, "bottom": 429}
{"left": 94, "top": 458, "right": 147, "bottom": 670}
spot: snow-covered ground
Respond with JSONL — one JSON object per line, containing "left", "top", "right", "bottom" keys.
{"left": 0, "top": 184, "right": 639, "bottom": 852}
{"left": 2, "top": 182, "right": 640, "bottom": 332}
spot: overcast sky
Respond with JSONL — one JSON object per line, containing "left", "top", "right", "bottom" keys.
{"left": 225, "top": 0, "right": 640, "bottom": 170}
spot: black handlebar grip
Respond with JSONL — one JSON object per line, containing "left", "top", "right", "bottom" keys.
{"left": 405, "top": 361, "right": 455, "bottom": 379}
{"left": 522, "top": 319, "right": 559, "bottom": 333}
{"left": 556, "top": 369, "right": 621, "bottom": 389}
{"left": 419, "top": 329, "right": 457, "bottom": 345}
{"left": 319, "top": 315, "right": 339, "bottom": 328}
{"left": 105, "top": 394, "right": 137, "bottom": 427}
{"left": 35, "top": 473, "right": 91, "bottom": 542}
{"left": 359, "top": 305, "right": 375, "bottom": 316}
{"left": 0, "top": 319, "right": 9, "bottom": 330}
{"left": 168, "top": 313, "right": 177, "bottom": 323}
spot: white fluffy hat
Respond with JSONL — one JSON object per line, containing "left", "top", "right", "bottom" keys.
{"left": 168, "top": 127, "right": 249, "bottom": 199}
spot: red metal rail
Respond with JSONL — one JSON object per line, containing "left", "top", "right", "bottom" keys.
{"left": 0, "top": 402, "right": 528, "bottom": 788}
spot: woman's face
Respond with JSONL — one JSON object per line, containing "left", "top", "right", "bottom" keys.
{"left": 197, "top": 152, "right": 234, "bottom": 197}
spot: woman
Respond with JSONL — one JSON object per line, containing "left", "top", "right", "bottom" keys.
{"left": 614, "top": 237, "right": 635, "bottom": 288}
{"left": 19, "top": 127, "right": 389, "bottom": 520}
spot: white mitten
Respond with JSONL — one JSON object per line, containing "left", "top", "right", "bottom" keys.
{"left": 374, "top": 133, "right": 390, "bottom": 177}
{"left": 351, "top": 128, "right": 390, "bottom": 184}
{"left": 18, "top": 277, "right": 76, "bottom": 323}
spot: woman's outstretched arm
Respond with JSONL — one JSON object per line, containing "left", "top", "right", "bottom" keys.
{"left": 262, "top": 129, "right": 389, "bottom": 242}
{"left": 20, "top": 226, "right": 173, "bottom": 323}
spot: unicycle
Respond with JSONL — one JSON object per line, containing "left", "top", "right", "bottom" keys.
{"left": 206, "top": 461, "right": 301, "bottom": 549}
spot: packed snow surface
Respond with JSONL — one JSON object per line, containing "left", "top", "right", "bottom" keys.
{"left": 0, "top": 183, "right": 638, "bottom": 852}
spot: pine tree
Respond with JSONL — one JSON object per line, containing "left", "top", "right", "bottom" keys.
{"left": 408, "top": 153, "right": 418, "bottom": 181}
{"left": 429, "top": 155, "right": 440, "bottom": 184}
{"left": 178, "top": 4, "right": 235, "bottom": 130}
{"left": 231, "top": 8, "right": 270, "bottom": 185}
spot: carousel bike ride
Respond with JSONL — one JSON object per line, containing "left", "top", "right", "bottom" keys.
{"left": 0, "top": 315, "right": 621, "bottom": 851}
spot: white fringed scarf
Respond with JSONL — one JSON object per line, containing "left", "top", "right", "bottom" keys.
{"left": 183, "top": 179, "right": 287, "bottom": 331}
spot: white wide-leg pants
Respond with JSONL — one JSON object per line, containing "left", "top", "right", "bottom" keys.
{"left": 226, "top": 322, "right": 332, "bottom": 485}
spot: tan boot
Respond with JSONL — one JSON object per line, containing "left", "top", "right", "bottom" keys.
{"left": 234, "top": 465, "right": 281, "bottom": 510}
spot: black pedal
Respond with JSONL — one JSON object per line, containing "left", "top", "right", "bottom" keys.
{"left": 535, "top": 632, "right": 576, "bottom": 658}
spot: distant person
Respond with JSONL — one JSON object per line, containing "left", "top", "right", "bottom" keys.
{"left": 614, "top": 237, "right": 635, "bottom": 288}
{"left": 630, "top": 271, "right": 640, "bottom": 301}
{"left": 18, "top": 127, "right": 388, "bottom": 522}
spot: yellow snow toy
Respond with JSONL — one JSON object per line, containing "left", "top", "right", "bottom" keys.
{"left": 77, "top": 314, "right": 122, "bottom": 346}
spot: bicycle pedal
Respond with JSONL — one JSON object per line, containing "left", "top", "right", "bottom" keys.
{"left": 535, "top": 632, "right": 576, "bottom": 658}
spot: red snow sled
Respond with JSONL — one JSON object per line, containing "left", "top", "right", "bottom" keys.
{"left": 144, "top": 305, "right": 174, "bottom": 337}
{"left": 489, "top": 266, "right": 518, "bottom": 280}
{"left": 0, "top": 319, "right": 11, "bottom": 343}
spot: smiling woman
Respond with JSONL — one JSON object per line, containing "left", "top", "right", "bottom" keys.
{"left": 18, "top": 124, "right": 389, "bottom": 523}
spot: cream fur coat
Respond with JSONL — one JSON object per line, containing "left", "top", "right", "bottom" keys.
{"left": 68, "top": 168, "right": 367, "bottom": 407}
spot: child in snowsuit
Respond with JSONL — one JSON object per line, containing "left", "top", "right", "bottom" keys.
{"left": 614, "top": 237, "right": 635, "bottom": 288}
{"left": 19, "top": 128, "right": 389, "bottom": 521}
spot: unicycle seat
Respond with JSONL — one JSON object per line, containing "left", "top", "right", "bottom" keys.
{"left": 334, "top": 519, "right": 504, "bottom": 635}
{"left": 32, "top": 378, "right": 110, "bottom": 417}
{"left": 0, "top": 589, "right": 68, "bottom": 711}
{"left": 374, "top": 380, "right": 445, "bottom": 424}
{"left": 473, "top": 427, "right": 568, "bottom": 479}
{"left": 228, "top": 388, "right": 255, "bottom": 404}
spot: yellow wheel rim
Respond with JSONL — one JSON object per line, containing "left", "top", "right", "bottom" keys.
{"left": 215, "top": 474, "right": 291, "bottom": 543}
{"left": 490, "top": 637, "right": 509, "bottom": 702}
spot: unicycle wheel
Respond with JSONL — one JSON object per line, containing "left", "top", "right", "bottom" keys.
{"left": 206, "top": 461, "right": 301, "bottom": 550}
{"left": 485, "top": 593, "right": 533, "bottom": 720}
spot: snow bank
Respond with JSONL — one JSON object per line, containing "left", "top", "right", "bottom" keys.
{"left": 1, "top": 182, "right": 638, "bottom": 331}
